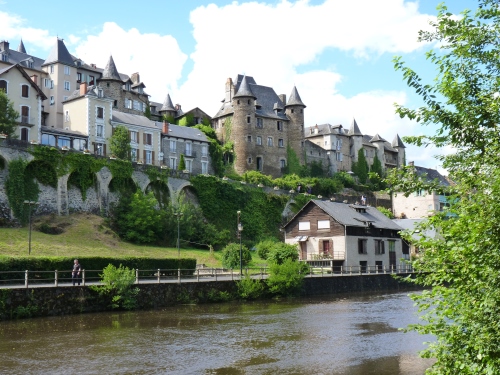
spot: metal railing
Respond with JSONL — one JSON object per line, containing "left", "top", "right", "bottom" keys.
{"left": 0, "top": 265, "right": 414, "bottom": 289}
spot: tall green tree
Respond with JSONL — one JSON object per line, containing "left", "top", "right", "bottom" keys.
{"left": 352, "top": 149, "right": 368, "bottom": 183}
{"left": 178, "top": 154, "right": 186, "bottom": 171}
{"left": 0, "top": 90, "right": 19, "bottom": 137}
{"left": 109, "top": 126, "right": 131, "bottom": 160}
{"left": 389, "top": 1, "right": 500, "bottom": 373}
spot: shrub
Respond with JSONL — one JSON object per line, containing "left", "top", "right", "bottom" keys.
{"left": 377, "top": 206, "right": 394, "bottom": 219}
{"left": 237, "top": 274, "right": 265, "bottom": 300}
{"left": 255, "top": 238, "right": 279, "bottom": 260}
{"left": 90, "top": 264, "right": 139, "bottom": 310}
{"left": 221, "top": 243, "right": 251, "bottom": 269}
{"left": 266, "top": 259, "right": 309, "bottom": 297}
{"left": 267, "top": 243, "right": 299, "bottom": 265}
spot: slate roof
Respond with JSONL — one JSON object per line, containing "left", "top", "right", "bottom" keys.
{"left": 233, "top": 75, "right": 256, "bottom": 99}
{"left": 156, "top": 122, "right": 209, "bottom": 143}
{"left": 161, "top": 93, "right": 176, "bottom": 111}
{"left": 43, "top": 38, "right": 74, "bottom": 66}
{"left": 112, "top": 111, "right": 160, "bottom": 130}
{"left": 286, "top": 199, "right": 403, "bottom": 230}
{"left": 213, "top": 74, "right": 290, "bottom": 121}
{"left": 413, "top": 166, "right": 450, "bottom": 186}
{"left": 348, "top": 118, "right": 362, "bottom": 136}
{"left": 286, "top": 86, "right": 306, "bottom": 107}
{"left": 370, "top": 133, "right": 386, "bottom": 143}
{"left": 392, "top": 218, "right": 437, "bottom": 240}
{"left": 101, "top": 56, "right": 123, "bottom": 82}
{"left": 17, "top": 40, "right": 26, "bottom": 54}
{"left": 304, "top": 123, "right": 344, "bottom": 138}
{"left": 63, "top": 85, "right": 113, "bottom": 103}
{"left": 0, "top": 42, "right": 45, "bottom": 72}
{"left": 392, "top": 134, "right": 406, "bottom": 148}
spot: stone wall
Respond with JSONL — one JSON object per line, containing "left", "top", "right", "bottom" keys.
{"left": 0, "top": 275, "right": 418, "bottom": 320}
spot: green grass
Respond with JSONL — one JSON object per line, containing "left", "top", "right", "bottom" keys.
{"left": 0, "top": 213, "right": 266, "bottom": 268}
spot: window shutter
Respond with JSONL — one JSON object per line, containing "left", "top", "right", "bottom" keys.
{"left": 319, "top": 240, "right": 323, "bottom": 255}
{"left": 103, "top": 144, "right": 107, "bottom": 156}
{"left": 112, "top": 127, "right": 115, "bottom": 135}
{"left": 329, "top": 239, "right": 333, "bottom": 256}
{"left": 143, "top": 150, "right": 146, "bottom": 162}
{"left": 143, "top": 133, "right": 146, "bottom": 144}
{"left": 128, "top": 131, "right": 131, "bottom": 140}
{"left": 92, "top": 142, "right": 96, "bottom": 152}
{"left": 381, "top": 241, "right": 385, "bottom": 254}
{"left": 152, "top": 151, "right": 155, "bottom": 164}
{"left": 339, "top": 153, "right": 343, "bottom": 162}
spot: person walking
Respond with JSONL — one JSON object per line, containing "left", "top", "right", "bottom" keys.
{"left": 72, "top": 259, "right": 82, "bottom": 286}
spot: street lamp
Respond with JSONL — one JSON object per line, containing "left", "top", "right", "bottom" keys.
{"left": 237, "top": 210, "right": 243, "bottom": 276}
{"left": 174, "top": 211, "right": 183, "bottom": 266}
{"left": 23, "top": 200, "right": 38, "bottom": 255}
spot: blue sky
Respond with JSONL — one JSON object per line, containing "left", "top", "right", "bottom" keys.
{"left": 0, "top": 0, "right": 479, "bottom": 171}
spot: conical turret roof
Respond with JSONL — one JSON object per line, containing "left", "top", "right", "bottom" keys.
{"left": 43, "top": 38, "right": 74, "bottom": 66}
{"left": 161, "top": 94, "right": 176, "bottom": 111}
{"left": 370, "top": 133, "right": 387, "bottom": 143}
{"left": 286, "top": 86, "right": 306, "bottom": 107}
{"left": 392, "top": 134, "right": 406, "bottom": 148}
{"left": 17, "top": 39, "right": 26, "bottom": 54}
{"left": 101, "top": 55, "right": 123, "bottom": 81}
{"left": 233, "top": 75, "right": 256, "bottom": 99}
{"left": 347, "top": 118, "right": 362, "bottom": 136}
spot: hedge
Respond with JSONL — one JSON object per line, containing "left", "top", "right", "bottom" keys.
{"left": 0, "top": 256, "right": 197, "bottom": 282}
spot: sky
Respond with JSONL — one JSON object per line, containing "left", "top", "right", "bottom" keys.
{"left": 0, "top": 0, "right": 478, "bottom": 173}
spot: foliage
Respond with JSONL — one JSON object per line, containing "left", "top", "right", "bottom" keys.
{"left": 178, "top": 113, "right": 195, "bottom": 127}
{"left": 371, "top": 154, "right": 383, "bottom": 178}
{"left": 307, "top": 160, "right": 326, "bottom": 178}
{"left": 109, "top": 126, "right": 131, "bottom": 160}
{"left": 5, "top": 158, "right": 39, "bottom": 224}
{"left": 25, "top": 160, "right": 58, "bottom": 188}
{"left": 352, "top": 149, "right": 368, "bottom": 183}
{"left": 206, "top": 289, "right": 232, "bottom": 302}
{"left": 267, "top": 242, "right": 299, "bottom": 265}
{"left": 178, "top": 154, "right": 186, "bottom": 171}
{"left": 284, "top": 144, "right": 302, "bottom": 175}
{"left": 255, "top": 238, "right": 279, "bottom": 260}
{"left": 390, "top": 1, "right": 500, "bottom": 373}
{"left": 111, "top": 190, "right": 166, "bottom": 244}
{"left": 266, "top": 259, "right": 309, "bottom": 297}
{"left": 163, "top": 114, "right": 176, "bottom": 124}
{"left": 90, "top": 264, "right": 139, "bottom": 310}
{"left": 376, "top": 206, "right": 394, "bottom": 219}
{"left": 221, "top": 242, "right": 251, "bottom": 269}
{"left": 333, "top": 171, "right": 356, "bottom": 188}
{"left": 144, "top": 105, "right": 151, "bottom": 119}
{"left": 0, "top": 90, "right": 19, "bottom": 138}
{"left": 237, "top": 274, "right": 265, "bottom": 300}
{"left": 195, "top": 124, "right": 224, "bottom": 176}
{"left": 243, "top": 171, "right": 273, "bottom": 186}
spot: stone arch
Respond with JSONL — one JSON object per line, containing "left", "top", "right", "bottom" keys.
{"left": 167, "top": 178, "right": 192, "bottom": 205}
{"left": 145, "top": 179, "right": 170, "bottom": 208}
{"left": 178, "top": 185, "right": 199, "bottom": 206}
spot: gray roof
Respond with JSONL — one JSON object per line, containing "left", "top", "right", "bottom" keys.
{"left": 348, "top": 118, "right": 362, "bottom": 136}
{"left": 112, "top": 111, "right": 159, "bottom": 130}
{"left": 392, "top": 134, "right": 406, "bottom": 148}
{"left": 392, "top": 218, "right": 437, "bottom": 240}
{"left": 287, "top": 199, "right": 403, "bottom": 230}
{"left": 286, "top": 86, "right": 306, "bottom": 107}
{"left": 157, "top": 122, "right": 209, "bottom": 143}
{"left": 101, "top": 56, "right": 123, "bottom": 82}
{"left": 0, "top": 42, "right": 45, "bottom": 72}
{"left": 413, "top": 166, "right": 450, "bottom": 186}
{"left": 370, "top": 133, "right": 386, "bottom": 143}
{"left": 304, "top": 123, "right": 344, "bottom": 138}
{"left": 43, "top": 38, "right": 74, "bottom": 66}
{"left": 233, "top": 75, "right": 256, "bottom": 99}
{"left": 161, "top": 94, "right": 175, "bottom": 111}
{"left": 17, "top": 39, "right": 26, "bottom": 54}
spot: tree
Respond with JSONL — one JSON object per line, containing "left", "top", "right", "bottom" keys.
{"left": 109, "top": 126, "right": 131, "bottom": 160}
{"left": 352, "top": 149, "right": 368, "bottom": 183}
{"left": 221, "top": 243, "right": 251, "bottom": 269}
{"left": 178, "top": 154, "right": 186, "bottom": 171}
{"left": 0, "top": 90, "right": 19, "bottom": 137}
{"left": 371, "top": 154, "right": 383, "bottom": 178}
{"left": 389, "top": 1, "right": 500, "bottom": 373}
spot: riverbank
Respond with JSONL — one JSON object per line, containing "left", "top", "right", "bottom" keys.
{"left": 0, "top": 273, "right": 420, "bottom": 320}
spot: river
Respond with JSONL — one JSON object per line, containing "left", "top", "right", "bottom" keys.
{"left": 0, "top": 291, "right": 434, "bottom": 375}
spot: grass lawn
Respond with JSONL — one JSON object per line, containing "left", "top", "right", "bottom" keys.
{"left": 0, "top": 213, "right": 266, "bottom": 268}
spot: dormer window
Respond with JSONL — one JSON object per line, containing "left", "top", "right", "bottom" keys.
{"left": 125, "top": 82, "right": 131, "bottom": 91}
{"left": 1, "top": 53, "right": 7, "bottom": 62}
{"left": 28, "top": 61, "right": 33, "bottom": 69}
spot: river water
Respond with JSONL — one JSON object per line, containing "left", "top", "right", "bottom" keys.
{"left": 0, "top": 291, "right": 434, "bottom": 375}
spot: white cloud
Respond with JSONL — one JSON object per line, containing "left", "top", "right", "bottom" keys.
{"left": 0, "top": 11, "right": 54, "bottom": 51}
{"left": 73, "top": 22, "right": 188, "bottom": 104}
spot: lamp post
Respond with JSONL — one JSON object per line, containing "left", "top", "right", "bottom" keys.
{"left": 174, "top": 211, "right": 183, "bottom": 266}
{"left": 237, "top": 210, "right": 243, "bottom": 276}
{"left": 23, "top": 200, "right": 38, "bottom": 255}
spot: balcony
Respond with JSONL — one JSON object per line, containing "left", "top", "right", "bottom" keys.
{"left": 184, "top": 151, "right": 197, "bottom": 158}
{"left": 19, "top": 116, "right": 34, "bottom": 125}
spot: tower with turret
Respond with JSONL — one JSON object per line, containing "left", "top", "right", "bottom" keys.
{"left": 284, "top": 86, "right": 306, "bottom": 164}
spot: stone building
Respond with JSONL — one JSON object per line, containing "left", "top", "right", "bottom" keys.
{"left": 212, "top": 75, "right": 306, "bottom": 178}
{"left": 304, "top": 119, "right": 406, "bottom": 175}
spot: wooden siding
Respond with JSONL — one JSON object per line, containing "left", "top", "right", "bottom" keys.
{"left": 287, "top": 204, "right": 344, "bottom": 238}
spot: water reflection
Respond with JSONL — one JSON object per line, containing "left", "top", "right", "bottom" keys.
{"left": 0, "top": 291, "right": 434, "bottom": 374}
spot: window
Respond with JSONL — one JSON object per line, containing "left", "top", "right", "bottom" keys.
{"left": 130, "top": 131, "right": 138, "bottom": 143}
{"left": 358, "top": 239, "right": 367, "bottom": 254}
{"left": 267, "top": 137, "right": 273, "bottom": 147}
{"left": 169, "top": 157, "right": 177, "bottom": 169}
{"left": 256, "top": 156, "right": 262, "bottom": 171}
{"left": 58, "top": 137, "right": 70, "bottom": 148}
{"left": 77, "top": 73, "right": 82, "bottom": 83}
{"left": 113, "top": 100, "right": 117, "bottom": 108}
{"left": 73, "top": 139, "right": 87, "bottom": 151}
{"left": 97, "top": 124, "right": 103, "bottom": 137}
{"left": 21, "top": 84, "right": 29, "bottom": 98}
{"left": 95, "top": 143, "right": 104, "bottom": 156}
{"left": 20, "top": 128, "right": 28, "bottom": 141}
{"left": 359, "top": 261, "right": 367, "bottom": 273}
{"left": 21, "top": 106, "right": 29, "bottom": 123}
{"left": 201, "top": 145, "right": 208, "bottom": 157}
{"left": 376, "top": 261, "right": 383, "bottom": 272}
{"left": 317, "top": 220, "right": 330, "bottom": 230}
{"left": 170, "top": 139, "right": 177, "bottom": 152}
{"left": 49, "top": 65, "right": 54, "bottom": 73}
{"left": 256, "top": 136, "right": 262, "bottom": 146}
{"left": 278, "top": 138, "right": 284, "bottom": 148}
{"left": 0, "top": 80, "right": 7, "bottom": 93}
{"left": 298, "top": 221, "right": 310, "bottom": 231}
{"left": 44, "top": 79, "right": 53, "bottom": 89}
{"left": 256, "top": 118, "right": 263, "bottom": 128}
{"left": 277, "top": 121, "right": 283, "bottom": 131}
{"left": 41, "top": 134, "right": 56, "bottom": 146}
{"left": 133, "top": 100, "right": 143, "bottom": 111}
{"left": 63, "top": 96, "right": 68, "bottom": 102}
{"left": 131, "top": 148, "right": 138, "bottom": 162}
{"left": 1, "top": 53, "right": 7, "bottom": 62}
{"left": 185, "top": 159, "right": 192, "bottom": 172}
{"left": 28, "top": 61, "right": 33, "bottom": 69}
{"left": 201, "top": 161, "right": 208, "bottom": 174}
{"left": 145, "top": 150, "right": 152, "bottom": 165}
{"left": 375, "top": 240, "right": 385, "bottom": 255}
{"left": 64, "top": 81, "right": 70, "bottom": 91}
{"left": 280, "top": 159, "right": 286, "bottom": 168}
{"left": 336, "top": 152, "right": 343, "bottom": 161}
{"left": 143, "top": 133, "right": 152, "bottom": 146}
{"left": 248, "top": 157, "right": 252, "bottom": 164}
{"left": 96, "top": 107, "right": 104, "bottom": 119}
{"left": 125, "top": 98, "right": 132, "bottom": 109}
{"left": 89, "top": 75, "right": 95, "bottom": 85}
{"left": 247, "top": 135, "right": 252, "bottom": 142}
{"left": 64, "top": 66, "right": 70, "bottom": 75}
{"left": 388, "top": 240, "right": 396, "bottom": 253}
{"left": 65, "top": 111, "right": 69, "bottom": 122}
{"left": 185, "top": 142, "right": 192, "bottom": 156}
{"left": 125, "top": 82, "right": 131, "bottom": 91}
{"left": 246, "top": 116, "right": 251, "bottom": 124}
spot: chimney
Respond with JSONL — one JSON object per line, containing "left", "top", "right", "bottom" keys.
{"left": 162, "top": 120, "right": 169, "bottom": 134}
{"left": 131, "top": 72, "right": 140, "bottom": 84}
{"left": 225, "top": 77, "right": 234, "bottom": 103}
{"left": 90, "top": 63, "right": 96, "bottom": 68}
{"left": 80, "top": 81, "right": 88, "bottom": 96}
{"left": 175, "top": 104, "right": 181, "bottom": 111}
{"left": 278, "top": 94, "right": 286, "bottom": 105}
{"left": 30, "top": 75, "right": 38, "bottom": 85}
{"left": 0, "top": 40, "right": 10, "bottom": 52}
{"left": 408, "top": 161, "right": 414, "bottom": 167}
